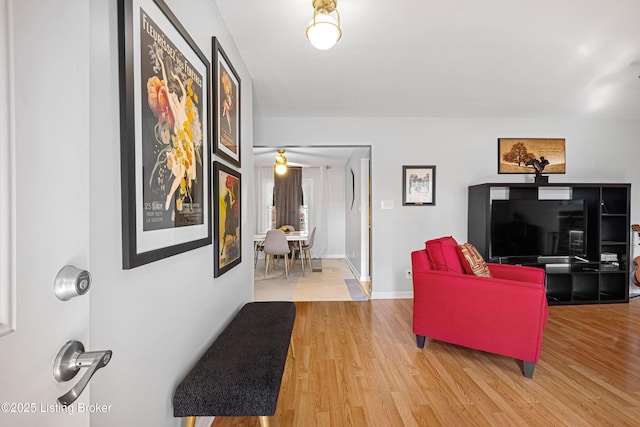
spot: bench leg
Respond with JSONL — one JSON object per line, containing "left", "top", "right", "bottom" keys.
{"left": 185, "top": 416, "right": 196, "bottom": 427}
{"left": 259, "top": 416, "right": 270, "bottom": 427}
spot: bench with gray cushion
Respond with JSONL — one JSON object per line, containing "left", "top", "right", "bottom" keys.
{"left": 173, "top": 301, "right": 296, "bottom": 427}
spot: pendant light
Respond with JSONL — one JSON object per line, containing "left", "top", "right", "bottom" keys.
{"left": 274, "top": 149, "right": 288, "bottom": 175}
{"left": 306, "top": 0, "right": 342, "bottom": 50}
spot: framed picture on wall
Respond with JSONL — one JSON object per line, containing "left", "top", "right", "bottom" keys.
{"left": 212, "top": 37, "right": 241, "bottom": 167}
{"left": 498, "top": 138, "right": 566, "bottom": 174}
{"left": 118, "top": 0, "right": 211, "bottom": 269}
{"left": 214, "top": 162, "right": 241, "bottom": 277}
{"left": 402, "top": 165, "right": 436, "bottom": 206}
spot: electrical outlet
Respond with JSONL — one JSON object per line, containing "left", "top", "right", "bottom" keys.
{"left": 405, "top": 269, "right": 412, "bottom": 279}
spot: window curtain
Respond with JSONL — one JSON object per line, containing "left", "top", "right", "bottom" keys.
{"left": 253, "top": 166, "right": 273, "bottom": 233}
{"left": 316, "top": 166, "right": 329, "bottom": 257}
{"left": 301, "top": 166, "right": 329, "bottom": 258}
{"left": 274, "top": 167, "right": 302, "bottom": 230}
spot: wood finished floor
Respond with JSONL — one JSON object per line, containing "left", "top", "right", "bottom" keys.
{"left": 213, "top": 298, "right": 640, "bottom": 426}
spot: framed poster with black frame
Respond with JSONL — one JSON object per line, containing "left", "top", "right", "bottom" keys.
{"left": 212, "top": 37, "right": 241, "bottom": 167}
{"left": 402, "top": 165, "right": 436, "bottom": 206}
{"left": 213, "top": 161, "right": 241, "bottom": 277}
{"left": 118, "top": 0, "right": 211, "bottom": 269}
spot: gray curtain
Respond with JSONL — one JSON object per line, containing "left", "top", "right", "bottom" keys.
{"left": 274, "top": 167, "right": 302, "bottom": 230}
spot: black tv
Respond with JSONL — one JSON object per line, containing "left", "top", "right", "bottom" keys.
{"left": 490, "top": 199, "right": 587, "bottom": 259}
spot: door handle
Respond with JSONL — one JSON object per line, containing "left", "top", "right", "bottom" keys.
{"left": 53, "top": 340, "right": 112, "bottom": 406}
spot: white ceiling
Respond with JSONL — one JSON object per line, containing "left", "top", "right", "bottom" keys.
{"left": 215, "top": 0, "right": 640, "bottom": 120}
{"left": 253, "top": 146, "right": 367, "bottom": 168}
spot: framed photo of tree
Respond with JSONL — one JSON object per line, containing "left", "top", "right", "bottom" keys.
{"left": 498, "top": 138, "right": 566, "bottom": 174}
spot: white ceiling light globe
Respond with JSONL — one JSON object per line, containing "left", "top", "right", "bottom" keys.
{"left": 306, "top": 13, "right": 342, "bottom": 50}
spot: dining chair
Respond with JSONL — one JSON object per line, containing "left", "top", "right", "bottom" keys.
{"left": 301, "top": 227, "right": 316, "bottom": 272}
{"left": 263, "top": 229, "right": 291, "bottom": 278}
{"left": 279, "top": 225, "right": 301, "bottom": 265}
{"left": 254, "top": 239, "right": 264, "bottom": 267}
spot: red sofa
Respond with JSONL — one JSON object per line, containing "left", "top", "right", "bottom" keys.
{"left": 411, "top": 237, "right": 548, "bottom": 378}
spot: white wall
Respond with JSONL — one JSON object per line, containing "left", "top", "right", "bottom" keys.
{"left": 89, "top": 1, "right": 253, "bottom": 426}
{"left": 255, "top": 117, "right": 640, "bottom": 299}
{"left": 344, "top": 148, "right": 370, "bottom": 279}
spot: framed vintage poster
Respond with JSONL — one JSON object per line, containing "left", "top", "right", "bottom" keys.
{"left": 118, "top": 0, "right": 211, "bottom": 269}
{"left": 498, "top": 138, "right": 566, "bottom": 174}
{"left": 403, "top": 166, "right": 436, "bottom": 206}
{"left": 213, "top": 162, "right": 241, "bottom": 277}
{"left": 212, "top": 37, "right": 241, "bottom": 167}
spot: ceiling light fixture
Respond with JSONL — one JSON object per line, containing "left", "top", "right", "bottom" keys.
{"left": 306, "top": 0, "right": 342, "bottom": 51}
{"left": 274, "top": 149, "right": 288, "bottom": 175}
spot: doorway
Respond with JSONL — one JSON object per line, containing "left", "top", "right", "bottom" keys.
{"left": 253, "top": 146, "right": 371, "bottom": 300}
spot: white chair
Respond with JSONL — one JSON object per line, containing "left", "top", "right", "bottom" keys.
{"left": 263, "top": 229, "right": 291, "bottom": 278}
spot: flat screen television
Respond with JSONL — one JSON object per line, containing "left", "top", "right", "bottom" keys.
{"left": 490, "top": 199, "right": 587, "bottom": 259}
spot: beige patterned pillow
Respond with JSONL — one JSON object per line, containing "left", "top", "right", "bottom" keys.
{"left": 459, "top": 243, "right": 493, "bottom": 278}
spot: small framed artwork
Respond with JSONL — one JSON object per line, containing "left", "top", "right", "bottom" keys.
{"left": 212, "top": 38, "right": 241, "bottom": 167}
{"left": 118, "top": 0, "right": 211, "bottom": 269}
{"left": 498, "top": 138, "right": 566, "bottom": 174}
{"left": 214, "top": 162, "right": 241, "bottom": 277}
{"left": 403, "top": 166, "right": 436, "bottom": 206}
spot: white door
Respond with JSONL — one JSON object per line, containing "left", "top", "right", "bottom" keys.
{"left": 0, "top": 1, "right": 95, "bottom": 426}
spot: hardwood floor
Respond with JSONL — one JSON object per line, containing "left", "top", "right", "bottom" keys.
{"left": 213, "top": 298, "right": 640, "bottom": 426}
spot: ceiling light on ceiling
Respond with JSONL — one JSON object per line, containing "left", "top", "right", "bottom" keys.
{"left": 306, "top": 0, "right": 342, "bottom": 50}
{"left": 274, "top": 149, "right": 288, "bottom": 175}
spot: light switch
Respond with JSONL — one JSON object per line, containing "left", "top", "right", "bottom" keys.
{"left": 381, "top": 200, "right": 394, "bottom": 209}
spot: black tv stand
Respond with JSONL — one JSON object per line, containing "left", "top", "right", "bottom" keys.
{"left": 496, "top": 255, "right": 592, "bottom": 265}
{"left": 468, "top": 183, "right": 631, "bottom": 305}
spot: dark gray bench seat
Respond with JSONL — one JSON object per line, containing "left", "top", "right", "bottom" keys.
{"left": 173, "top": 301, "right": 296, "bottom": 427}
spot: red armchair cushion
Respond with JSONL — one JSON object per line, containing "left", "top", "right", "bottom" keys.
{"left": 425, "top": 236, "right": 465, "bottom": 274}
{"left": 459, "top": 243, "right": 493, "bottom": 277}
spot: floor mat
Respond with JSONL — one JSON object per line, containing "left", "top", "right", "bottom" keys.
{"left": 345, "top": 279, "right": 368, "bottom": 301}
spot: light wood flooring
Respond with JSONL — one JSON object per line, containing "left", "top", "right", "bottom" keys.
{"left": 213, "top": 298, "right": 640, "bottom": 426}
{"left": 254, "top": 258, "right": 369, "bottom": 302}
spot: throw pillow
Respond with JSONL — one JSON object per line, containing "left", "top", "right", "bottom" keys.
{"left": 425, "top": 236, "right": 465, "bottom": 274}
{"left": 459, "top": 243, "right": 493, "bottom": 278}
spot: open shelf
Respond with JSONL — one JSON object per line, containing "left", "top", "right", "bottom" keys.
{"left": 468, "top": 183, "right": 630, "bottom": 305}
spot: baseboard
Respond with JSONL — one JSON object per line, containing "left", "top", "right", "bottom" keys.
{"left": 371, "top": 291, "right": 413, "bottom": 299}
{"left": 344, "top": 257, "right": 361, "bottom": 281}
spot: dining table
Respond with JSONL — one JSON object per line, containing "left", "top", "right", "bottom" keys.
{"left": 254, "top": 230, "right": 309, "bottom": 275}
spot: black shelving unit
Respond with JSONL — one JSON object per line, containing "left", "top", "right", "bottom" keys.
{"left": 468, "top": 183, "right": 631, "bottom": 305}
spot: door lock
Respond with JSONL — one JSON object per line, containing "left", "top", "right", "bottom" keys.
{"left": 54, "top": 265, "right": 91, "bottom": 301}
{"left": 53, "top": 340, "right": 112, "bottom": 405}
